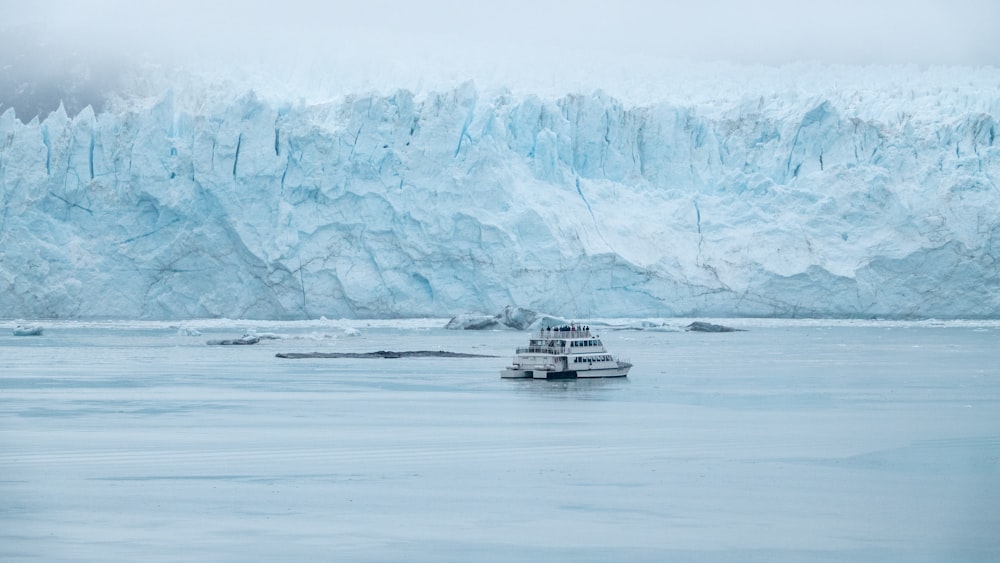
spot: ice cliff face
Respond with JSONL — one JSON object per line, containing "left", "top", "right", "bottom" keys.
{"left": 1, "top": 71, "right": 999, "bottom": 319}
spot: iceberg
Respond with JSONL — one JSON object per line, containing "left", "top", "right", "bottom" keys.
{"left": 445, "top": 305, "right": 566, "bottom": 330}
{"left": 12, "top": 324, "right": 44, "bottom": 336}
{"left": 206, "top": 334, "right": 261, "bottom": 346}
{"left": 685, "top": 321, "right": 743, "bottom": 333}
{"left": 1, "top": 66, "right": 998, "bottom": 320}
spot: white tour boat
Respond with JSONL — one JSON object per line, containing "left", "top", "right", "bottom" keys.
{"left": 501, "top": 324, "right": 631, "bottom": 379}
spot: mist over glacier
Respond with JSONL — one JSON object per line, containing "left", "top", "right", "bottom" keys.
{"left": 1, "top": 64, "right": 999, "bottom": 320}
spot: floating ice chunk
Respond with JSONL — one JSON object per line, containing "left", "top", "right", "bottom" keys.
{"left": 206, "top": 334, "right": 261, "bottom": 345}
{"left": 685, "top": 321, "right": 744, "bottom": 333}
{"left": 446, "top": 305, "right": 568, "bottom": 331}
{"left": 13, "top": 324, "right": 43, "bottom": 336}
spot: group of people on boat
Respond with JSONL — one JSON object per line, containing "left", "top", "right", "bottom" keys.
{"left": 542, "top": 324, "right": 589, "bottom": 333}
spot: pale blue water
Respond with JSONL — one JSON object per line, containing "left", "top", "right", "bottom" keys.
{"left": 2, "top": 320, "right": 998, "bottom": 561}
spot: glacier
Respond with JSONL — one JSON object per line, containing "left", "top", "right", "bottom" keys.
{"left": 1, "top": 66, "right": 999, "bottom": 320}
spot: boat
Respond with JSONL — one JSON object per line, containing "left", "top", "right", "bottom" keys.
{"left": 501, "top": 324, "right": 631, "bottom": 379}
{"left": 13, "top": 324, "right": 44, "bottom": 336}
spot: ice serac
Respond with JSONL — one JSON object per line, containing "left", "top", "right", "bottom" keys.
{"left": 1, "top": 71, "right": 999, "bottom": 320}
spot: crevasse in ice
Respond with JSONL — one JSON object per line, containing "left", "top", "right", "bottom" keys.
{"left": 1, "top": 68, "right": 998, "bottom": 319}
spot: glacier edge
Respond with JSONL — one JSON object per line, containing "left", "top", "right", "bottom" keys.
{"left": 1, "top": 76, "right": 999, "bottom": 320}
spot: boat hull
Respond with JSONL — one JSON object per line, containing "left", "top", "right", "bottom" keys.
{"left": 501, "top": 364, "right": 630, "bottom": 380}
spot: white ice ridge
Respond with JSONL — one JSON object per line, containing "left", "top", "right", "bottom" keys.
{"left": 1, "top": 66, "right": 998, "bottom": 319}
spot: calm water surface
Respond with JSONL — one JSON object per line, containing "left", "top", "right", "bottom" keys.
{"left": 1, "top": 320, "right": 998, "bottom": 561}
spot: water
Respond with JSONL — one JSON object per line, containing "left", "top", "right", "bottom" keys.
{"left": 2, "top": 319, "right": 998, "bottom": 561}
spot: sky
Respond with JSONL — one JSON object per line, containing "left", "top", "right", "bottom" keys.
{"left": 4, "top": 0, "right": 1000, "bottom": 68}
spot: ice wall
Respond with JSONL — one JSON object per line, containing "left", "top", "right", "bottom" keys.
{"left": 1, "top": 71, "right": 999, "bottom": 319}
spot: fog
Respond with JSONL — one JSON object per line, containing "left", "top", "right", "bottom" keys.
{"left": 2, "top": 0, "right": 999, "bottom": 119}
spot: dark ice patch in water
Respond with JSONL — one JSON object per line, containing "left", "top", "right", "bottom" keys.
{"left": 276, "top": 350, "right": 497, "bottom": 359}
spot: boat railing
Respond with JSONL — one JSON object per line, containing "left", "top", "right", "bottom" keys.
{"left": 516, "top": 346, "right": 565, "bottom": 355}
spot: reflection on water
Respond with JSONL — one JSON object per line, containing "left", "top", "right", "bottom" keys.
{"left": 506, "top": 376, "right": 630, "bottom": 400}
